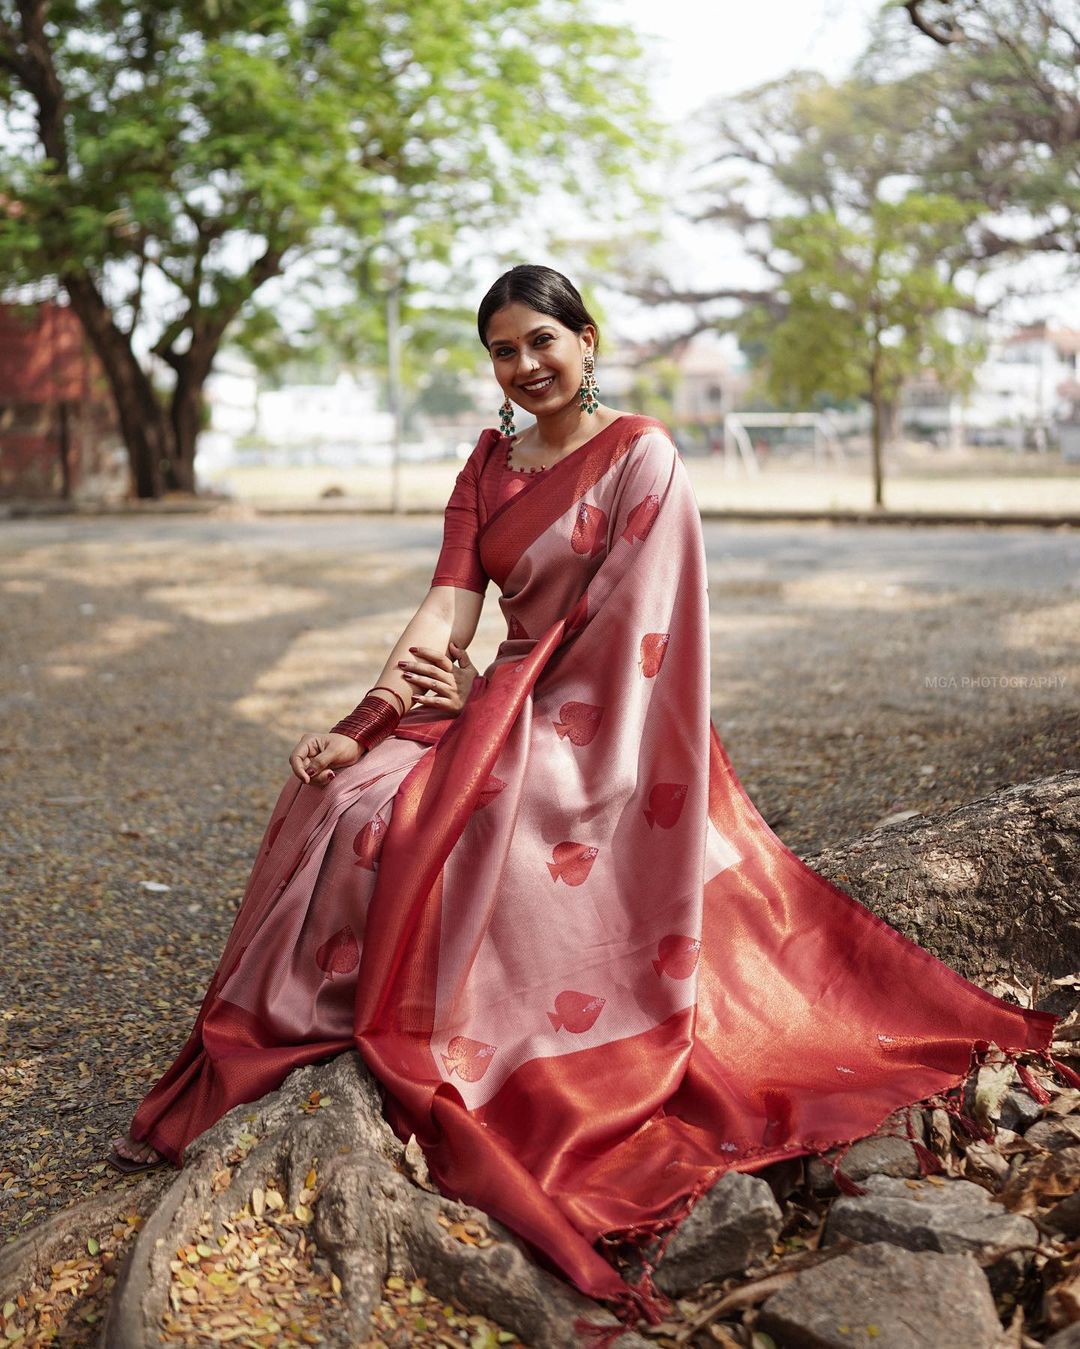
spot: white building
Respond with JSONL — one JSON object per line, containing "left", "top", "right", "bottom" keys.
{"left": 903, "top": 323, "right": 1080, "bottom": 451}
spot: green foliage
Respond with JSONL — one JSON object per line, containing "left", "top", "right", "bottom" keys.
{"left": 0, "top": 0, "right": 658, "bottom": 359}
{"left": 743, "top": 193, "right": 985, "bottom": 411}
{"left": 692, "top": 69, "right": 983, "bottom": 416}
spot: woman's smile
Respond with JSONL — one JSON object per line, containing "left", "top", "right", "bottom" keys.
{"left": 518, "top": 373, "right": 557, "bottom": 396}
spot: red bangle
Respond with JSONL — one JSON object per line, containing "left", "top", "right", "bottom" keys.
{"left": 330, "top": 693, "right": 401, "bottom": 751}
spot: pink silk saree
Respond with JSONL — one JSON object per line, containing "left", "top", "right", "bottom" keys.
{"left": 130, "top": 414, "right": 1060, "bottom": 1328}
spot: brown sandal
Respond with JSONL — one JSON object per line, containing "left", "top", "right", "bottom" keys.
{"left": 106, "top": 1143, "right": 169, "bottom": 1174}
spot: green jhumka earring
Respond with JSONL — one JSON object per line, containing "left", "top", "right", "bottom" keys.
{"left": 579, "top": 352, "right": 599, "bottom": 414}
{"left": 500, "top": 395, "right": 516, "bottom": 436}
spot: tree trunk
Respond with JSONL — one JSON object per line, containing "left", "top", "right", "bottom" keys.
{"left": 165, "top": 355, "right": 212, "bottom": 495}
{"left": 869, "top": 349, "right": 886, "bottom": 510}
{"left": 63, "top": 275, "right": 172, "bottom": 500}
{"left": 2, "top": 772, "right": 1076, "bottom": 1346}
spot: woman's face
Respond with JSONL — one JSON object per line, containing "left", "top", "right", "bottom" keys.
{"left": 485, "top": 302, "right": 594, "bottom": 418}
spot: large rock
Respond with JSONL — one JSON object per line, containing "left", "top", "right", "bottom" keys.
{"left": 758, "top": 1241, "right": 1001, "bottom": 1349}
{"left": 653, "top": 1170, "right": 783, "bottom": 1296}
{"left": 1045, "top": 1326, "right": 1080, "bottom": 1349}
{"left": 999, "top": 1085, "right": 1043, "bottom": 1133}
{"left": 822, "top": 1173, "right": 1038, "bottom": 1294}
{"left": 806, "top": 1109, "right": 928, "bottom": 1193}
{"left": 1024, "top": 1115, "right": 1080, "bottom": 1152}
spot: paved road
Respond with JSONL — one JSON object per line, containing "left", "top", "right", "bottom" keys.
{"left": 3, "top": 513, "right": 1077, "bottom": 596}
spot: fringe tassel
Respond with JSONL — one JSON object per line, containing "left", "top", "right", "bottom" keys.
{"left": 1050, "top": 1055, "right": 1080, "bottom": 1090}
{"left": 910, "top": 1139, "right": 944, "bottom": 1176}
{"left": 572, "top": 1317, "right": 633, "bottom": 1349}
{"left": 573, "top": 1273, "right": 672, "bottom": 1346}
{"left": 1016, "top": 1059, "right": 1052, "bottom": 1105}
{"left": 832, "top": 1165, "right": 869, "bottom": 1196}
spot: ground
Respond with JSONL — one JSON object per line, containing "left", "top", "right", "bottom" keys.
{"left": 0, "top": 512, "right": 1076, "bottom": 1253}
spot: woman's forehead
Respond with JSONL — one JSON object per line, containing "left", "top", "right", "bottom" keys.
{"left": 486, "top": 303, "right": 568, "bottom": 344}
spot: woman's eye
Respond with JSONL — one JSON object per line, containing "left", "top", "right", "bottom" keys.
{"left": 535, "top": 334, "right": 552, "bottom": 345}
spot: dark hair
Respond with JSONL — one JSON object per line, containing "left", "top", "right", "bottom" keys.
{"left": 477, "top": 264, "right": 600, "bottom": 352}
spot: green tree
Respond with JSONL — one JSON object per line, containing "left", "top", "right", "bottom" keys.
{"left": 893, "top": 0, "right": 1080, "bottom": 270}
{"left": 740, "top": 194, "right": 984, "bottom": 506}
{"left": 629, "top": 70, "right": 983, "bottom": 506}
{"left": 0, "top": 0, "right": 654, "bottom": 497}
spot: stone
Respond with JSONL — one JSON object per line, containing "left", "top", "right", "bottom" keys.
{"left": 1045, "top": 1325, "right": 1080, "bottom": 1349}
{"left": 999, "top": 1085, "right": 1044, "bottom": 1132}
{"left": 1024, "top": 1115, "right": 1080, "bottom": 1152}
{"left": 758, "top": 1241, "right": 1000, "bottom": 1349}
{"left": 653, "top": 1169, "right": 783, "bottom": 1295}
{"left": 822, "top": 1173, "right": 1038, "bottom": 1295}
{"left": 806, "top": 1112, "right": 928, "bottom": 1194}
{"left": 1045, "top": 1189, "right": 1080, "bottom": 1239}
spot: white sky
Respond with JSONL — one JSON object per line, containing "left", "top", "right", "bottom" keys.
{"left": 613, "top": 0, "right": 882, "bottom": 121}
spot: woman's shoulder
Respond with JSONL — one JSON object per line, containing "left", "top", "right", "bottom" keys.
{"left": 613, "top": 412, "right": 679, "bottom": 468}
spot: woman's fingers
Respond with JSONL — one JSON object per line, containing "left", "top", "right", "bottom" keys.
{"left": 409, "top": 644, "right": 453, "bottom": 671}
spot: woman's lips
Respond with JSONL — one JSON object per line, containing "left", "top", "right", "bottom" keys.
{"left": 519, "top": 375, "right": 556, "bottom": 395}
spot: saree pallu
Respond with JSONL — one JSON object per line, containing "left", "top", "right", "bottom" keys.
{"left": 131, "top": 415, "right": 1059, "bottom": 1328}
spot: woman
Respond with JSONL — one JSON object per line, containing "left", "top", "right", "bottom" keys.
{"left": 109, "top": 265, "right": 1062, "bottom": 1325}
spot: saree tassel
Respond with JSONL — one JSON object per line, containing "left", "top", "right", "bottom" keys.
{"left": 910, "top": 1139, "right": 944, "bottom": 1176}
{"left": 832, "top": 1165, "right": 869, "bottom": 1197}
{"left": 1049, "top": 1056, "right": 1080, "bottom": 1090}
{"left": 573, "top": 1276, "right": 671, "bottom": 1346}
{"left": 1016, "top": 1059, "right": 1053, "bottom": 1105}
{"left": 572, "top": 1317, "right": 634, "bottom": 1349}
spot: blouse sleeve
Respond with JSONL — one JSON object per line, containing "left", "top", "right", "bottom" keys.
{"left": 430, "top": 443, "right": 490, "bottom": 594}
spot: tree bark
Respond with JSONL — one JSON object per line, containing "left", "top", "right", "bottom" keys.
{"left": 2, "top": 772, "right": 1076, "bottom": 1345}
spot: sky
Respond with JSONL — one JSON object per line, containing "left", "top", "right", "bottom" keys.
{"left": 480, "top": 0, "right": 1077, "bottom": 348}
{"left": 611, "top": 0, "right": 882, "bottom": 121}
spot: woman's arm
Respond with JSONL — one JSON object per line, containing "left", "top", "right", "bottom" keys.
{"left": 289, "top": 583, "right": 486, "bottom": 786}
{"left": 366, "top": 583, "right": 485, "bottom": 716}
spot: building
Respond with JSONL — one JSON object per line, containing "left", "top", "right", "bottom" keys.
{"left": 0, "top": 300, "right": 122, "bottom": 498}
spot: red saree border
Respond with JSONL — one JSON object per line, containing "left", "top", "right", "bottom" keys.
{"left": 705, "top": 723, "right": 1058, "bottom": 1042}
{"left": 479, "top": 415, "right": 669, "bottom": 587}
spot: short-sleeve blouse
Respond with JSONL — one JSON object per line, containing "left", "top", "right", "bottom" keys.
{"left": 430, "top": 434, "right": 544, "bottom": 594}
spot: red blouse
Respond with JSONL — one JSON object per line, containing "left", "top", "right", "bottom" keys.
{"left": 430, "top": 433, "right": 544, "bottom": 594}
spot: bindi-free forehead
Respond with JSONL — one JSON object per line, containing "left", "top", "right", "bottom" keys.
{"left": 485, "top": 303, "right": 570, "bottom": 348}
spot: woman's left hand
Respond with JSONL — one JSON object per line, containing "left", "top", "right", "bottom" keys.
{"left": 398, "top": 640, "right": 477, "bottom": 715}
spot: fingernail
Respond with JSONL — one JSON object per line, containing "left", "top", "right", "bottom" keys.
{"left": 396, "top": 660, "right": 408, "bottom": 667}
{"left": 408, "top": 646, "right": 417, "bottom": 653}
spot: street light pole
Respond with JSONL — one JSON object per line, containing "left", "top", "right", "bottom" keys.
{"left": 385, "top": 270, "right": 403, "bottom": 515}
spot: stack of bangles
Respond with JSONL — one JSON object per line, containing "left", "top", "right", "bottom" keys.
{"left": 329, "top": 685, "right": 406, "bottom": 752}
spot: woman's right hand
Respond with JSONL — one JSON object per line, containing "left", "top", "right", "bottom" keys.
{"left": 289, "top": 731, "right": 364, "bottom": 787}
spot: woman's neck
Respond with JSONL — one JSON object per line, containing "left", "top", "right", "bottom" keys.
{"left": 515, "top": 403, "right": 616, "bottom": 458}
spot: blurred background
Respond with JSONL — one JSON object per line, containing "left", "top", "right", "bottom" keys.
{"left": 2, "top": 0, "right": 1079, "bottom": 516}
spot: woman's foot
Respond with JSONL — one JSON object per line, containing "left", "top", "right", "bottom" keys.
{"left": 107, "top": 1133, "right": 167, "bottom": 1172}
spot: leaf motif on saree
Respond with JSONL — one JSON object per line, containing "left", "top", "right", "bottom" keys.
{"left": 546, "top": 841, "right": 599, "bottom": 885}
{"left": 652, "top": 935, "right": 701, "bottom": 980}
{"left": 475, "top": 775, "right": 507, "bottom": 810}
{"left": 570, "top": 501, "right": 607, "bottom": 558}
{"left": 315, "top": 925, "right": 359, "bottom": 978}
{"left": 643, "top": 782, "right": 687, "bottom": 828}
{"left": 441, "top": 1035, "right": 497, "bottom": 1082}
{"left": 547, "top": 991, "right": 606, "bottom": 1034}
{"left": 621, "top": 492, "right": 661, "bottom": 544}
{"left": 507, "top": 613, "right": 530, "bottom": 640}
{"left": 551, "top": 701, "right": 604, "bottom": 747}
{"left": 352, "top": 810, "right": 387, "bottom": 870}
{"left": 639, "top": 632, "right": 670, "bottom": 678}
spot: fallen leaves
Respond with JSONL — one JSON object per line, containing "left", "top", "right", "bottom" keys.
{"left": 0, "top": 1211, "right": 144, "bottom": 1346}
{"left": 436, "top": 1213, "right": 496, "bottom": 1249}
{"left": 161, "top": 1165, "right": 343, "bottom": 1347}
{"left": 298, "top": 1090, "right": 332, "bottom": 1116}
{"left": 363, "top": 1272, "right": 521, "bottom": 1347}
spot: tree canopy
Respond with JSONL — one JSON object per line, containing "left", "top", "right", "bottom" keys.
{"left": 0, "top": 0, "right": 657, "bottom": 495}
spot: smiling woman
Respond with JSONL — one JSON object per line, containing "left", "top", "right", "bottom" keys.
{"left": 110, "top": 264, "right": 1065, "bottom": 1336}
